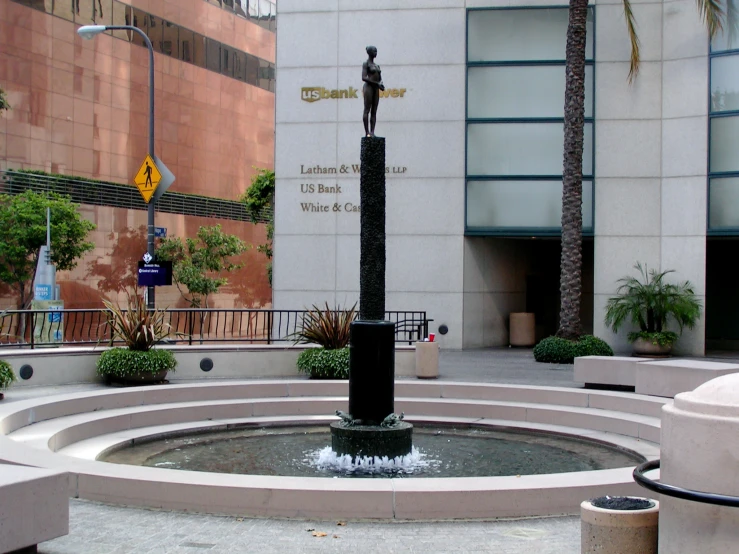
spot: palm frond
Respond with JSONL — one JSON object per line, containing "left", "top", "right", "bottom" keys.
{"left": 622, "top": 0, "right": 642, "bottom": 83}
{"left": 697, "top": 0, "right": 725, "bottom": 39}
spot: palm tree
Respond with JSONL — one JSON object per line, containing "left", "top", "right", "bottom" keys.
{"left": 556, "top": 0, "right": 725, "bottom": 340}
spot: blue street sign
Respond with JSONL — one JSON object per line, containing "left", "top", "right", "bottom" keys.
{"left": 155, "top": 227, "right": 167, "bottom": 238}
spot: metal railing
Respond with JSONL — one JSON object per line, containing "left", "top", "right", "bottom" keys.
{"left": 0, "top": 309, "right": 431, "bottom": 349}
{"left": 634, "top": 459, "right": 739, "bottom": 508}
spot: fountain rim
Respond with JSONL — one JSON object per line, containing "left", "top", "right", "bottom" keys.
{"left": 0, "top": 379, "right": 663, "bottom": 519}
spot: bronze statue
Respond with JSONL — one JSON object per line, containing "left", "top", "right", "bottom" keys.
{"left": 362, "top": 45, "right": 384, "bottom": 137}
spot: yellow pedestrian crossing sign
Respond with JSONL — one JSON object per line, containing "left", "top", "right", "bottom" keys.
{"left": 134, "top": 154, "right": 162, "bottom": 203}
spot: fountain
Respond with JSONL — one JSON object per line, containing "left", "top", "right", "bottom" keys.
{"left": 328, "top": 134, "right": 414, "bottom": 462}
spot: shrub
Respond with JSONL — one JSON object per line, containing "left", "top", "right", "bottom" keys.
{"left": 533, "top": 335, "right": 613, "bottom": 364}
{"left": 296, "top": 347, "right": 350, "bottom": 379}
{"left": 292, "top": 303, "right": 357, "bottom": 349}
{"left": 96, "top": 347, "right": 177, "bottom": 379}
{"left": 104, "top": 293, "right": 172, "bottom": 351}
{"left": 628, "top": 330, "right": 679, "bottom": 346}
{"left": 0, "top": 360, "right": 15, "bottom": 390}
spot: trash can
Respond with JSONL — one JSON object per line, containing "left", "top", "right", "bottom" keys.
{"left": 509, "top": 312, "right": 535, "bottom": 347}
{"left": 415, "top": 341, "right": 439, "bottom": 379}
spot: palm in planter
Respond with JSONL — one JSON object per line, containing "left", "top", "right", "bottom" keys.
{"left": 97, "top": 293, "right": 177, "bottom": 384}
{"left": 605, "top": 263, "right": 702, "bottom": 355}
{"left": 293, "top": 303, "right": 357, "bottom": 379}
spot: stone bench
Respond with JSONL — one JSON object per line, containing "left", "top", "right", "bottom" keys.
{"left": 574, "top": 356, "right": 649, "bottom": 389}
{"left": 636, "top": 359, "right": 739, "bottom": 398}
{"left": 0, "top": 465, "right": 69, "bottom": 554}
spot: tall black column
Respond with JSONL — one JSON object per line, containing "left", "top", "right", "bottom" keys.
{"left": 348, "top": 136, "right": 394, "bottom": 424}
{"left": 359, "top": 136, "right": 385, "bottom": 321}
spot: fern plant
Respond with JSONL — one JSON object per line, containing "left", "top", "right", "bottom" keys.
{"left": 604, "top": 263, "right": 702, "bottom": 345}
{"left": 293, "top": 303, "right": 357, "bottom": 350}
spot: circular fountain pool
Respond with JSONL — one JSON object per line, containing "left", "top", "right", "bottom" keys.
{"left": 101, "top": 425, "right": 644, "bottom": 478}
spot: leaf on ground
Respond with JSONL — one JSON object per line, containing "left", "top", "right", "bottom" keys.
{"left": 336, "top": 521, "right": 347, "bottom": 526}
{"left": 236, "top": 518, "right": 244, "bottom": 522}
{"left": 312, "top": 531, "right": 328, "bottom": 537}
{"left": 306, "top": 528, "right": 315, "bottom": 532}
{"left": 333, "top": 534, "right": 340, "bottom": 539}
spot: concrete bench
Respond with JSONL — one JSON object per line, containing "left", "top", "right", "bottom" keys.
{"left": 0, "top": 465, "right": 69, "bottom": 554}
{"left": 574, "top": 356, "right": 649, "bottom": 389}
{"left": 636, "top": 359, "right": 739, "bottom": 398}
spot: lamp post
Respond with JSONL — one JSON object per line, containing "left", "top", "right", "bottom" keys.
{"left": 78, "top": 24, "right": 157, "bottom": 309}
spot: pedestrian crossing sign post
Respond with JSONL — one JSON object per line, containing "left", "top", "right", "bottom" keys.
{"left": 134, "top": 154, "right": 162, "bottom": 203}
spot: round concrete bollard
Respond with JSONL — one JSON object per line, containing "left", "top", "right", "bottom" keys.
{"left": 509, "top": 312, "right": 535, "bottom": 347}
{"left": 581, "top": 497, "right": 659, "bottom": 554}
{"left": 415, "top": 341, "right": 439, "bottom": 379}
{"left": 659, "top": 373, "right": 739, "bottom": 553}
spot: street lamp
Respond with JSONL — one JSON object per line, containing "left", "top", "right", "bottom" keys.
{"left": 78, "top": 24, "right": 157, "bottom": 310}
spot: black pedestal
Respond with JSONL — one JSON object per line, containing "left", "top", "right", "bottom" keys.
{"left": 331, "top": 421, "right": 413, "bottom": 459}
{"left": 348, "top": 320, "right": 395, "bottom": 424}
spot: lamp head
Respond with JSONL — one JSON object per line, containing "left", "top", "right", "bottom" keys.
{"left": 77, "top": 25, "right": 107, "bottom": 40}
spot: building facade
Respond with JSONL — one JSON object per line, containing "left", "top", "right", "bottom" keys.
{"left": 0, "top": 0, "right": 276, "bottom": 308}
{"left": 273, "top": 0, "right": 735, "bottom": 355}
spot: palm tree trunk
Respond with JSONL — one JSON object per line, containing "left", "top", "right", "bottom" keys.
{"left": 557, "top": 0, "right": 589, "bottom": 341}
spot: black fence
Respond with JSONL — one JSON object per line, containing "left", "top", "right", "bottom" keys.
{"left": 0, "top": 309, "right": 431, "bottom": 349}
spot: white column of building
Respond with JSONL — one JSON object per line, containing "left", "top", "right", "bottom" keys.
{"left": 593, "top": 0, "right": 707, "bottom": 355}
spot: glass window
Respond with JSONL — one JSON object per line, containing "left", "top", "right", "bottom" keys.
{"left": 179, "top": 28, "right": 194, "bottom": 63}
{"left": 710, "top": 177, "right": 739, "bottom": 229}
{"left": 258, "top": 59, "right": 271, "bottom": 90}
{"left": 94, "top": 0, "right": 113, "bottom": 26}
{"left": 148, "top": 14, "right": 164, "bottom": 54}
{"left": 245, "top": 53, "right": 259, "bottom": 86}
{"left": 711, "top": 56, "right": 739, "bottom": 112}
{"left": 710, "top": 116, "right": 739, "bottom": 173}
{"left": 467, "top": 122, "right": 593, "bottom": 176}
{"left": 110, "top": 1, "right": 129, "bottom": 40}
{"left": 192, "top": 33, "right": 207, "bottom": 68}
{"left": 234, "top": 50, "right": 247, "bottom": 81}
{"left": 204, "top": 0, "right": 221, "bottom": 6}
{"left": 53, "top": 0, "right": 75, "bottom": 22}
{"left": 75, "top": 0, "right": 97, "bottom": 26}
{"left": 234, "top": 0, "right": 248, "bottom": 18}
{"left": 161, "top": 20, "right": 178, "bottom": 57}
{"left": 468, "top": 8, "right": 593, "bottom": 62}
{"left": 221, "top": 45, "right": 234, "bottom": 77}
{"left": 223, "top": 0, "right": 235, "bottom": 12}
{"left": 128, "top": 7, "right": 149, "bottom": 48}
{"left": 468, "top": 65, "right": 593, "bottom": 119}
{"left": 466, "top": 180, "right": 593, "bottom": 229}
{"left": 712, "top": 28, "right": 739, "bottom": 53}
{"left": 206, "top": 38, "right": 221, "bottom": 72}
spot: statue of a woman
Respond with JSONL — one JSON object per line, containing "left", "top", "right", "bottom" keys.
{"left": 362, "top": 45, "right": 384, "bottom": 137}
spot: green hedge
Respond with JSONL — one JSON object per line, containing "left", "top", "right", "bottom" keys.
{"left": 296, "top": 347, "right": 350, "bottom": 379}
{"left": 0, "top": 360, "right": 16, "bottom": 391}
{"left": 96, "top": 348, "right": 177, "bottom": 379}
{"left": 533, "top": 335, "right": 614, "bottom": 364}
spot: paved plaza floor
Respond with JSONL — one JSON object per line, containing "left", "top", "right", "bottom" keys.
{"left": 19, "top": 347, "right": 736, "bottom": 553}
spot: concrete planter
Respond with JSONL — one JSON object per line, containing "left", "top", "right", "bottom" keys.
{"left": 509, "top": 312, "right": 535, "bottom": 347}
{"left": 581, "top": 496, "right": 659, "bottom": 554}
{"left": 632, "top": 337, "right": 672, "bottom": 357}
{"left": 415, "top": 341, "right": 439, "bottom": 379}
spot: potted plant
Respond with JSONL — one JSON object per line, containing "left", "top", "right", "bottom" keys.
{"left": 0, "top": 360, "right": 16, "bottom": 400}
{"left": 293, "top": 303, "right": 356, "bottom": 379}
{"left": 605, "top": 263, "right": 702, "bottom": 356}
{"left": 97, "top": 293, "right": 177, "bottom": 385}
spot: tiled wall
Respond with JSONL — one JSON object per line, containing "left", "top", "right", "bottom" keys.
{"left": 0, "top": 0, "right": 275, "bottom": 199}
{"left": 0, "top": 0, "right": 275, "bottom": 309}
